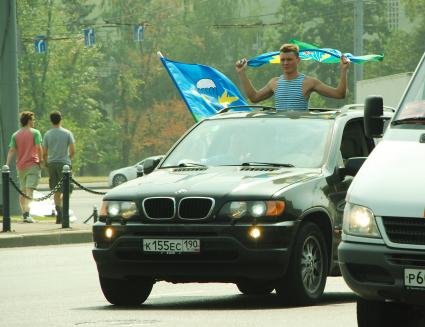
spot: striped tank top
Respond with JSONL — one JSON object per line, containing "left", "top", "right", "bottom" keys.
{"left": 274, "top": 74, "right": 309, "bottom": 110}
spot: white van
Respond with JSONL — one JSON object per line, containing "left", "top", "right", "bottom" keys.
{"left": 339, "top": 52, "right": 425, "bottom": 327}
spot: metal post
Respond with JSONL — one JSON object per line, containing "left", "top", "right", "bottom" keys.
{"left": 2, "top": 165, "right": 11, "bottom": 232}
{"left": 0, "top": 0, "right": 20, "bottom": 215}
{"left": 62, "top": 165, "right": 70, "bottom": 228}
{"left": 137, "top": 165, "right": 144, "bottom": 177}
{"left": 93, "top": 205, "right": 98, "bottom": 223}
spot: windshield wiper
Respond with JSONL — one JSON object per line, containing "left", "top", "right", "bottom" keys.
{"left": 241, "top": 162, "right": 294, "bottom": 168}
{"left": 178, "top": 162, "right": 207, "bottom": 167}
{"left": 392, "top": 117, "right": 425, "bottom": 125}
{"left": 161, "top": 162, "right": 207, "bottom": 168}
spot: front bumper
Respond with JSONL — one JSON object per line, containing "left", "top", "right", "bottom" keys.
{"left": 339, "top": 241, "right": 425, "bottom": 305}
{"left": 92, "top": 221, "right": 297, "bottom": 282}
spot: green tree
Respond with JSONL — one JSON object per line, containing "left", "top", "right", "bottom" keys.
{"left": 17, "top": 0, "right": 108, "bottom": 173}
{"left": 98, "top": 0, "right": 260, "bottom": 167}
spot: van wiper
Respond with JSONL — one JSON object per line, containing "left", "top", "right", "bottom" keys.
{"left": 392, "top": 117, "right": 425, "bottom": 125}
{"left": 241, "top": 162, "right": 294, "bottom": 168}
{"left": 178, "top": 162, "right": 207, "bottom": 167}
{"left": 161, "top": 162, "right": 207, "bottom": 169}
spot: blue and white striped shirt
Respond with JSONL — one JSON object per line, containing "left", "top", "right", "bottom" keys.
{"left": 274, "top": 74, "right": 309, "bottom": 110}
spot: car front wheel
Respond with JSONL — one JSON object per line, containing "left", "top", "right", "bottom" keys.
{"left": 112, "top": 174, "right": 127, "bottom": 187}
{"left": 276, "top": 222, "right": 328, "bottom": 306}
{"left": 99, "top": 276, "right": 154, "bottom": 305}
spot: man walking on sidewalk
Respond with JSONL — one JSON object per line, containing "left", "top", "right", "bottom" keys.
{"left": 6, "top": 111, "right": 43, "bottom": 223}
{"left": 43, "top": 111, "right": 75, "bottom": 224}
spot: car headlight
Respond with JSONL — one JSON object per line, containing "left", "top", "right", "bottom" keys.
{"left": 100, "top": 201, "right": 138, "bottom": 219}
{"left": 343, "top": 203, "right": 381, "bottom": 238}
{"left": 220, "top": 201, "right": 285, "bottom": 219}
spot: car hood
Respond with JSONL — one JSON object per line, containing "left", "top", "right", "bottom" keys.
{"left": 348, "top": 137, "right": 425, "bottom": 218}
{"left": 106, "top": 166, "right": 321, "bottom": 199}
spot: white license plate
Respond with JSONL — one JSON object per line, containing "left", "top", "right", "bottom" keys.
{"left": 404, "top": 269, "right": 425, "bottom": 289}
{"left": 142, "top": 239, "right": 200, "bottom": 254}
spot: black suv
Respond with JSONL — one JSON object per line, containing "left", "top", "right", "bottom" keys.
{"left": 92, "top": 106, "right": 386, "bottom": 306}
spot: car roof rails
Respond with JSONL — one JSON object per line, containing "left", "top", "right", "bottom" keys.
{"left": 308, "top": 108, "right": 340, "bottom": 115}
{"left": 218, "top": 105, "right": 276, "bottom": 114}
{"left": 340, "top": 103, "right": 396, "bottom": 113}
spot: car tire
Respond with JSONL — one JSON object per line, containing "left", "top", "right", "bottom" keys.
{"left": 275, "top": 222, "right": 328, "bottom": 306}
{"left": 112, "top": 174, "right": 127, "bottom": 187}
{"left": 236, "top": 281, "right": 274, "bottom": 296}
{"left": 99, "top": 276, "right": 154, "bottom": 306}
{"left": 357, "top": 298, "right": 407, "bottom": 327}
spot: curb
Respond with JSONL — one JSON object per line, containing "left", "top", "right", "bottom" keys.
{"left": 0, "top": 230, "right": 93, "bottom": 248}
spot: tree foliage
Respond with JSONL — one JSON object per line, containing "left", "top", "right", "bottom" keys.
{"left": 15, "top": 0, "right": 425, "bottom": 175}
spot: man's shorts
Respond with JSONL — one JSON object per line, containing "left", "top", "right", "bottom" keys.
{"left": 18, "top": 164, "right": 41, "bottom": 190}
{"left": 47, "top": 162, "right": 73, "bottom": 192}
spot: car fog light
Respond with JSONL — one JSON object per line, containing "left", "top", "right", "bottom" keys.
{"left": 105, "top": 227, "right": 114, "bottom": 239}
{"left": 249, "top": 226, "right": 261, "bottom": 239}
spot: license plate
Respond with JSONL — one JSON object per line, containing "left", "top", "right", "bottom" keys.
{"left": 404, "top": 269, "right": 425, "bottom": 289}
{"left": 142, "top": 239, "right": 200, "bottom": 254}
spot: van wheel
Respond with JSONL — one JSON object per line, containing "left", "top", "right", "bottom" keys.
{"left": 357, "top": 298, "right": 405, "bottom": 327}
{"left": 99, "top": 276, "right": 154, "bottom": 306}
{"left": 236, "top": 281, "right": 274, "bottom": 296}
{"left": 276, "top": 222, "right": 328, "bottom": 306}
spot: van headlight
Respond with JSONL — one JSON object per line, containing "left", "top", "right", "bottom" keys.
{"left": 343, "top": 203, "right": 381, "bottom": 238}
{"left": 220, "top": 201, "right": 285, "bottom": 219}
{"left": 100, "top": 201, "right": 138, "bottom": 219}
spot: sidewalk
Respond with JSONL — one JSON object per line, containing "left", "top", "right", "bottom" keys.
{"left": 0, "top": 220, "right": 93, "bottom": 248}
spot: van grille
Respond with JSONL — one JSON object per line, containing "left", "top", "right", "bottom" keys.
{"left": 382, "top": 217, "right": 425, "bottom": 245}
{"left": 143, "top": 198, "right": 175, "bottom": 219}
{"left": 179, "top": 198, "right": 214, "bottom": 219}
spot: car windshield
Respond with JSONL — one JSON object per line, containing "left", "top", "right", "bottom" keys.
{"left": 394, "top": 54, "right": 425, "bottom": 123}
{"left": 161, "top": 117, "right": 333, "bottom": 168}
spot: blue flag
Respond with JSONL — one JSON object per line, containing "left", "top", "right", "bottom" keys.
{"left": 159, "top": 56, "right": 248, "bottom": 122}
{"left": 247, "top": 39, "right": 384, "bottom": 67}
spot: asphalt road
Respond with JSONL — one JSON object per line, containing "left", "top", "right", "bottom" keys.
{"left": 0, "top": 244, "right": 359, "bottom": 327}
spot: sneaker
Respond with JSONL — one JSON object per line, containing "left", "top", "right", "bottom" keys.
{"left": 22, "top": 212, "right": 35, "bottom": 223}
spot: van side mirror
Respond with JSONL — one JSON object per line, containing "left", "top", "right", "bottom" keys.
{"left": 142, "top": 156, "right": 164, "bottom": 175}
{"left": 364, "top": 96, "right": 384, "bottom": 138}
{"left": 343, "top": 157, "right": 366, "bottom": 177}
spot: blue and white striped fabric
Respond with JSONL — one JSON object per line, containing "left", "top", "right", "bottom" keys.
{"left": 274, "top": 74, "right": 308, "bottom": 110}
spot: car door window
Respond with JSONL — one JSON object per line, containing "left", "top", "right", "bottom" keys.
{"left": 340, "top": 119, "right": 374, "bottom": 160}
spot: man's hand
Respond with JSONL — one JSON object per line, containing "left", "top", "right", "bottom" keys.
{"left": 235, "top": 58, "right": 248, "bottom": 73}
{"left": 340, "top": 55, "right": 350, "bottom": 71}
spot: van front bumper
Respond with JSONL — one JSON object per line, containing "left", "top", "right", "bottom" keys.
{"left": 338, "top": 241, "right": 425, "bottom": 306}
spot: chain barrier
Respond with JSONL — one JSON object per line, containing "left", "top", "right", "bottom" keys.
{"left": 8, "top": 175, "right": 65, "bottom": 201}
{"left": 71, "top": 177, "right": 107, "bottom": 195}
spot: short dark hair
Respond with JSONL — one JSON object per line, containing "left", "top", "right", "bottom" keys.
{"left": 279, "top": 43, "right": 300, "bottom": 57}
{"left": 20, "top": 111, "right": 35, "bottom": 126}
{"left": 50, "top": 111, "right": 62, "bottom": 125}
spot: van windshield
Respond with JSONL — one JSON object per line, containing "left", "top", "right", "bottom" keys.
{"left": 394, "top": 53, "right": 425, "bottom": 122}
{"left": 161, "top": 117, "right": 333, "bottom": 168}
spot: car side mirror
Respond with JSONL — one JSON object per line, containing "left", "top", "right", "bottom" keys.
{"left": 364, "top": 96, "right": 384, "bottom": 138}
{"left": 343, "top": 157, "right": 367, "bottom": 177}
{"left": 142, "top": 156, "right": 164, "bottom": 175}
